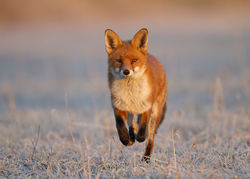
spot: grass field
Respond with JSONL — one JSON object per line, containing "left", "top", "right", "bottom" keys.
{"left": 0, "top": 6, "right": 250, "bottom": 177}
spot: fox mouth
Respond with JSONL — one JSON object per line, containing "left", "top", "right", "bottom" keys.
{"left": 120, "top": 72, "right": 133, "bottom": 79}
{"left": 121, "top": 74, "right": 131, "bottom": 79}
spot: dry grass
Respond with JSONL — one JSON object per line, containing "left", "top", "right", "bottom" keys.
{"left": 0, "top": 99, "right": 249, "bottom": 178}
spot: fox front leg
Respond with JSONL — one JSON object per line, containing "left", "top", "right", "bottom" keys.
{"left": 127, "top": 113, "right": 138, "bottom": 145}
{"left": 114, "top": 108, "right": 134, "bottom": 146}
{"left": 136, "top": 109, "right": 151, "bottom": 142}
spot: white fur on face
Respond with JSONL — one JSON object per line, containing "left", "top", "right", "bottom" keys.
{"left": 134, "top": 66, "right": 139, "bottom": 72}
{"left": 132, "top": 66, "right": 146, "bottom": 79}
{"left": 115, "top": 67, "right": 120, "bottom": 73}
{"left": 111, "top": 67, "right": 121, "bottom": 79}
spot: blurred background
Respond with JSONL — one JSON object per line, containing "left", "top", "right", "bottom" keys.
{"left": 0, "top": 0, "right": 250, "bottom": 114}
{"left": 0, "top": 1, "right": 250, "bottom": 178}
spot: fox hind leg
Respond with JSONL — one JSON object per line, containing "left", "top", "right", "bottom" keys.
{"left": 142, "top": 104, "right": 164, "bottom": 163}
{"left": 142, "top": 117, "right": 157, "bottom": 163}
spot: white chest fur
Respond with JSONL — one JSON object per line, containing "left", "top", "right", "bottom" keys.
{"left": 111, "top": 76, "right": 151, "bottom": 114}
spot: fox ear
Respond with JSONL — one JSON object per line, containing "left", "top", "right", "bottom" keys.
{"left": 131, "top": 28, "right": 148, "bottom": 54}
{"left": 105, "top": 29, "right": 122, "bottom": 55}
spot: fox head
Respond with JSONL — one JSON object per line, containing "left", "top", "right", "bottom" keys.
{"left": 105, "top": 28, "right": 148, "bottom": 79}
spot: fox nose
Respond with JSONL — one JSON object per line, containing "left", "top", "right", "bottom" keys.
{"left": 123, "top": 69, "right": 130, "bottom": 76}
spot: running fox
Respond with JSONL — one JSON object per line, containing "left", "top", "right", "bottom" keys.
{"left": 104, "top": 28, "right": 167, "bottom": 162}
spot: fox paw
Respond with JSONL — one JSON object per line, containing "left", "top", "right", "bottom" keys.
{"left": 141, "top": 155, "right": 151, "bottom": 163}
{"left": 136, "top": 130, "right": 147, "bottom": 142}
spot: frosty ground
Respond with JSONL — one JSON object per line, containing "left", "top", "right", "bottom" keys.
{"left": 0, "top": 22, "right": 249, "bottom": 178}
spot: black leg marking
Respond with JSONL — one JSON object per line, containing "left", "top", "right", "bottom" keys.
{"left": 129, "top": 127, "right": 135, "bottom": 143}
{"left": 136, "top": 123, "right": 147, "bottom": 142}
{"left": 116, "top": 116, "right": 130, "bottom": 146}
{"left": 144, "top": 140, "right": 153, "bottom": 156}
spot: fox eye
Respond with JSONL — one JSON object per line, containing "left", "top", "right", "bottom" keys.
{"left": 132, "top": 59, "right": 137, "bottom": 63}
{"left": 116, "top": 59, "right": 122, "bottom": 63}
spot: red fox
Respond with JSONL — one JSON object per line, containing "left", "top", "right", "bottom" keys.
{"left": 104, "top": 28, "right": 167, "bottom": 162}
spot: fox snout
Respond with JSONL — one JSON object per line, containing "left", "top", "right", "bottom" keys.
{"left": 121, "top": 61, "right": 133, "bottom": 77}
{"left": 123, "top": 69, "right": 130, "bottom": 76}
{"left": 120, "top": 68, "right": 132, "bottom": 78}
{"left": 114, "top": 62, "right": 134, "bottom": 78}
{"left": 114, "top": 65, "right": 144, "bottom": 79}
{"left": 113, "top": 67, "right": 132, "bottom": 78}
